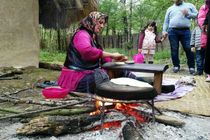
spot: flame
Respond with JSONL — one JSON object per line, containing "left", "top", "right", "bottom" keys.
{"left": 90, "top": 101, "right": 113, "bottom": 116}
{"left": 95, "top": 100, "right": 113, "bottom": 109}
{"left": 115, "top": 103, "right": 145, "bottom": 122}
{"left": 92, "top": 120, "right": 122, "bottom": 131}
{"left": 90, "top": 101, "right": 147, "bottom": 130}
{"left": 90, "top": 110, "right": 101, "bottom": 116}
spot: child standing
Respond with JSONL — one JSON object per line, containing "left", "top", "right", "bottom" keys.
{"left": 137, "top": 21, "right": 163, "bottom": 64}
{"left": 190, "top": 24, "right": 205, "bottom": 75}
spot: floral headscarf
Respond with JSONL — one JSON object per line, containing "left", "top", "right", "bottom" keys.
{"left": 80, "top": 11, "right": 108, "bottom": 33}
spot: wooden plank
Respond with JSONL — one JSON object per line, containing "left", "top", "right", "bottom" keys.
{"left": 102, "top": 63, "right": 169, "bottom": 73}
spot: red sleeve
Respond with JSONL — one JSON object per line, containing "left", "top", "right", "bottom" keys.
{"left": 73, "top": 30, "right": 103, "bottom": 62}
{"left": 138, "top": 32, "right": 145, "bottom": 49}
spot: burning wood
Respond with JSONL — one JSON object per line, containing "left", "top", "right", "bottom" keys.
{"left": 89, "top": 100, "right": 115, "bottom": 116}
{"left": 115, "top": 103, "right": 149, "bottom": 123}
{"left": 90, "top": 100, "right": 149, "bottom": 123}
{"left": 88, "top": 100, "right": 150, "bottom": 133}
{"left": 91, "top": 120, "right": 122, "bottom": 131}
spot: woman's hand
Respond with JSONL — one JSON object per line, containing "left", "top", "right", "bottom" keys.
{"left": 112, "top": 53, "right": 128, "bottom": 62}
{"left": 102, "top": 51, "right": 127, "bottom": 62}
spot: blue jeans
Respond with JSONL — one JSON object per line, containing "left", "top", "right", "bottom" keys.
{"left": 196, "top": 48, "right": 205, "bottom": 73}
{"left": 168, "top": 28, "right": 195, "bottom": 68}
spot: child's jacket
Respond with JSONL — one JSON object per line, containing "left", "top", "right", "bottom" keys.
{"left": 190, "top": 26, "right": 202, "bottom": 50}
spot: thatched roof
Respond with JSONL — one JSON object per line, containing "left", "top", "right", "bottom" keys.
{"left": 39, "top": 0, "right": 98, "bottom": 29}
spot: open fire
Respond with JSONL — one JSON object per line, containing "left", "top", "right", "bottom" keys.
{"left": 90, "top": 100, "right": 149, "bottom": 130}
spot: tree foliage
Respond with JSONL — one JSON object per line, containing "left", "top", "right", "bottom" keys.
{"left": 99, "top": 0, "right": 204, "bottom": 35}
{"left": 40, "top": 0, "right": 205, "bottom": 52}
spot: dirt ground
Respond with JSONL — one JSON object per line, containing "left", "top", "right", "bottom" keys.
{"left": 0, "top": 67, "right": 60, "bottom": 117}
{"left": 0, "top": 67, "right": 210, "bottom": 140}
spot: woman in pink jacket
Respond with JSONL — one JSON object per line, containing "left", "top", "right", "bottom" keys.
{"left": 57, "top": 11, "right": 127, "bottom": 93}
{"left": 198, "top": 0, "right": 209, "bottom": 48}
{"left": 198, "top": 0, "right": 210, "bottom": 81}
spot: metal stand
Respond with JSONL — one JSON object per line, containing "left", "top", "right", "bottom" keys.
{"left": 100, "top": 101, "right": 105, "bottom": 134}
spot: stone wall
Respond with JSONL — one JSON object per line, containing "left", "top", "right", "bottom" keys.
{"left": 0, "top": 0, "right": 39, "bottom": 68}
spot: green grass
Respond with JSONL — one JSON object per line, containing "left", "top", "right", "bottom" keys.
{"left": 39, "top": 51, "right": 65, "bottom": 64}
{"left": 154, "top": 49, "right": 171, "bottom": 64}
{"left": 39, "top": 48, "right": 182, "bottom": 66}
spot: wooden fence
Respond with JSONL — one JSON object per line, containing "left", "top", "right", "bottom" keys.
{"left": 44, "top": 32, "right": 170, "bottom": 52}
{"left": 98, "top": 33, "right": 169, "bottom": 52}
{"left": 98, "top": 33, "right": 139, "bottom": 49}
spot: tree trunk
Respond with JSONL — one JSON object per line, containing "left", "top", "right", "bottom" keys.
{"left": 57, "top": 29, "right": 61, "bottom": 51}
{"left": 39, "top": 62, "right": 62, "bottom": 71}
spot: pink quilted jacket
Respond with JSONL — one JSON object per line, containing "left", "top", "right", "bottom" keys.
{"left": 198, "top": 5, "right": 209, "bottom": 48}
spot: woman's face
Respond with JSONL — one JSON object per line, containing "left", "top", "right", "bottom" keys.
{"left": 147, "top": 25, "right": 154, "bottom": 31}
{"left": 94, "top": 19, "right": 106, "bottom": 33}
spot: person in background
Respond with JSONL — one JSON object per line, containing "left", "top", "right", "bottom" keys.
{"left": 203, "top": 0, "right": 210, "bottom": 82}
{"left": 138, "top": 21, "right": 163, "bottom": 64}
{"left": 198, "top": 0, "right": 210, "bottom": 81}
{"left": 57, "top": 11, "right": 127, "bottom": 93}
{"left": 190, "top": 21, "right": 204, "bottom": 76}
{"left": 198, "top": 0, "right": 209, "bottom": 49}
{"left": 162, "top": 0, "right": 198, "bottom": 74}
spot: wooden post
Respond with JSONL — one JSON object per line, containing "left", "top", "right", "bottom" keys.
{"left": 153, "top": 73, "right": 163, "bottom": 94}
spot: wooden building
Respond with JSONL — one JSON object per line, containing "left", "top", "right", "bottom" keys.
{"left": 0, "top": 0, "right": 97, "bottom": 68}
